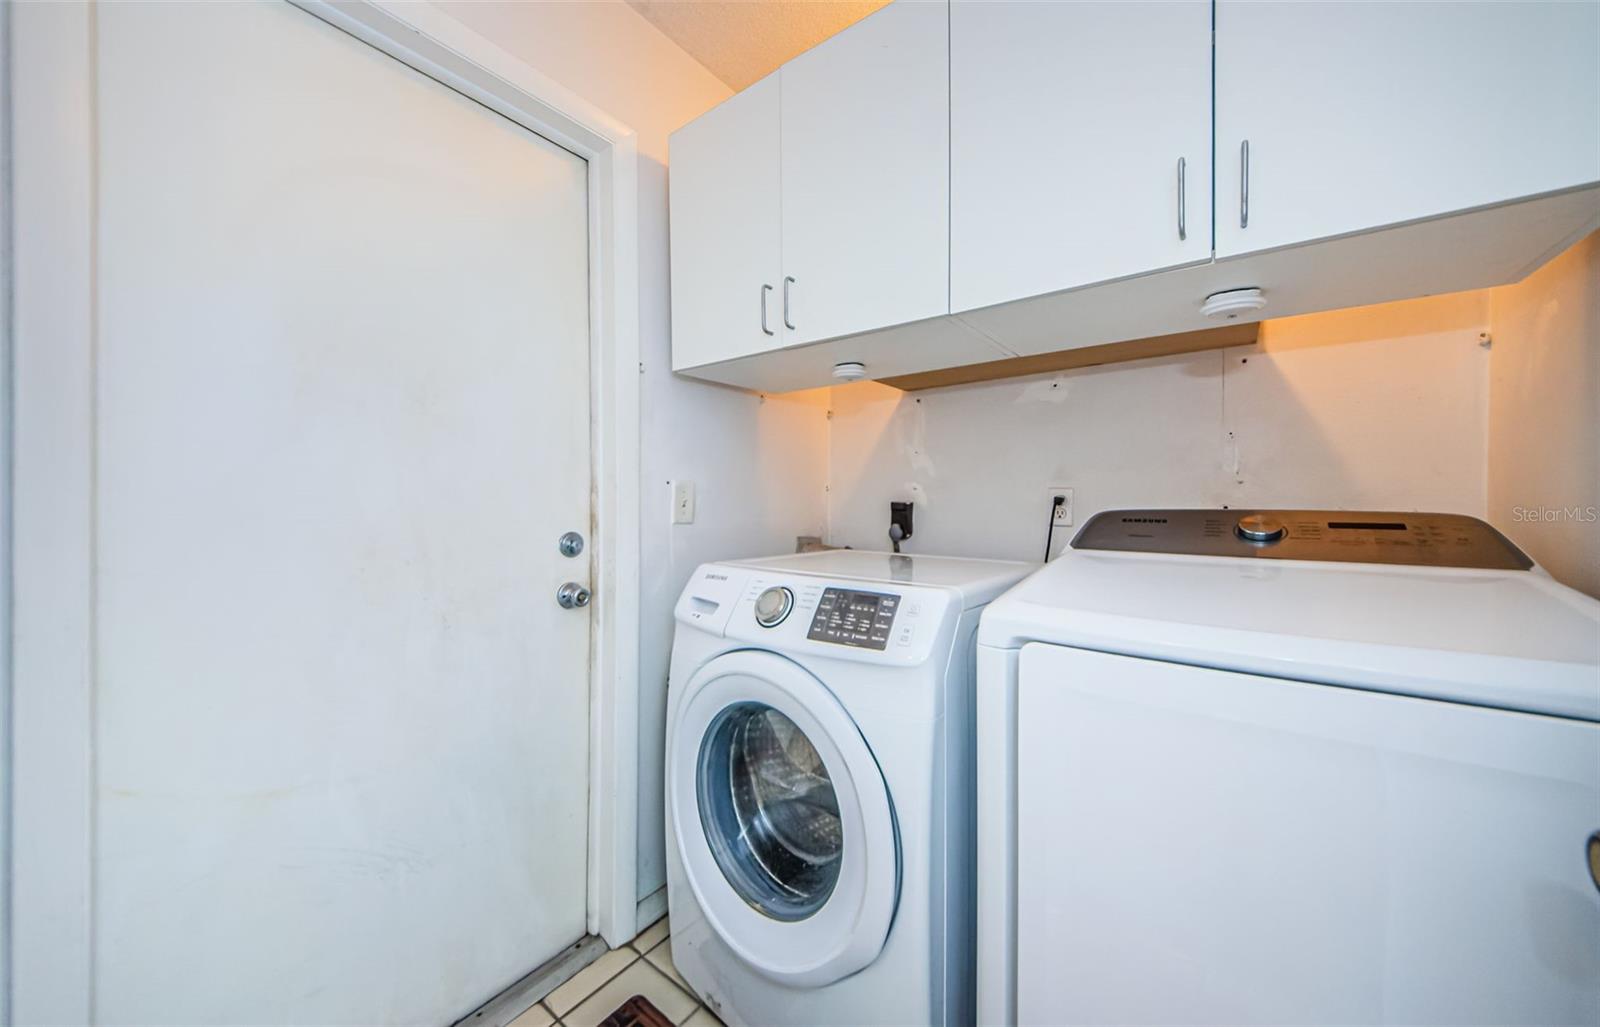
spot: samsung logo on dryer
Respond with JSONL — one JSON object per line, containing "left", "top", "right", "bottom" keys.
{"left": 1120, "top": 517, "right": 1168, "bottom": 524}
{"left": 703, "top": 572, "right": 730, "bottom": 581}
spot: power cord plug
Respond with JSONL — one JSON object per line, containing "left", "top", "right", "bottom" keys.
{"left": 1043, "top": 494, "right": 1067, "bottom": 562}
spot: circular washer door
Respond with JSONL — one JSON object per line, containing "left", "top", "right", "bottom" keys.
{"left": 669, "top": 650, "right": 900, "bottom": 987}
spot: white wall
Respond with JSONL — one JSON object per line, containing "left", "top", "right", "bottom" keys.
{"left": 828, "top": 292, "right": 1492, "bottom": 561}
{"left": 432, "top": 2, "right": 832, "bottom": 911}
{"left": 1487, "top": 230, "right": 1600, "bottom": 597}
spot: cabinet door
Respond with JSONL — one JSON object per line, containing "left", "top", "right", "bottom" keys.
{"left": 669, "top": 73, "right": 782, "bottom": 370}
{"left": 780, "top": 0, "right": 948, "bottom": 345}
{"left": 950, "top": 1, "right": 1212, "bottom": 315}
{"left": 1216, "top": 1, "right": 1600, "bottom": 259}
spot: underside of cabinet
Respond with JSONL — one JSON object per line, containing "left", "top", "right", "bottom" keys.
{"left": 959, "top": 185, "right": 1600, "bottom": 361}
{"left": 672, "top": 184, "right": 1599, "bottom": 394}
{"left": 879, "top": 323, "right": 1259, "bottom": 391}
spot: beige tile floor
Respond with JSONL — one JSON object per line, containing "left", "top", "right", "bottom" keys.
{"left": 509, "top": 918, "right": 725, "bottom": 1027}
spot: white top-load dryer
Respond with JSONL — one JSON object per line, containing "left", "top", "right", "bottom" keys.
{"left": 666, "top": 550, "right": 1032, "bottom": 1027}
{"left": 976, "top": 510, "right": 1600, "bottom": 1027}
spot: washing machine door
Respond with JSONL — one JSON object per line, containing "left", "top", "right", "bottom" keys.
{"left": 669, "top": 649, "right": 900, "bottom": 987}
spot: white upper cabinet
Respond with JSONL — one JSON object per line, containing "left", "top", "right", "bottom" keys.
{"left": 669, "top": 73, "right": 783, "bottom": 371}
{"left": 1215, "top": 0, "right": 1600, "bottom": 259}
{"left": 668, "top": 0, "right": 1600, "bottom": 391}
{"left": 780, "top": 0, "right": 949, "bottom": 345}
{"left": 950, "top": 1, "right": 1213, "bottom": 314}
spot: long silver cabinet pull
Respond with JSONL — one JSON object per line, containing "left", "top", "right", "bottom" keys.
{"left": 1177, "top": 157, "right": 1187, "bottom": 241}
{"left": 783, "top": 276, "right": 796, "bottom": 330}
{"left": 760, "top": 283, "right": 775, "bottom": 336}
{"left": 1240, "top": 139, "right": 1250, "bottom": 229}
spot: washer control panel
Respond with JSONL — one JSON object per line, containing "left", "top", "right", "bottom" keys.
{"left": 674, "top": 568, "right": 951, "bottom": 665}
{"left": 1073, "top": 509, "right": 1533, "bottom": 569}
{"left": 805, "top": 587, "right": 899, "bottom": 650}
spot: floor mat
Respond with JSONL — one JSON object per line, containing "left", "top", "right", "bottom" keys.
{"left": 597, "top": 995, "right": 676, "bottom": 1027}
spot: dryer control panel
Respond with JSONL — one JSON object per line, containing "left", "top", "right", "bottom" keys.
{"left": 1073, "top": 509, "right": 1533, "bottom": 569}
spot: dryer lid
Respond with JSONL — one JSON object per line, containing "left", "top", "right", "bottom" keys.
{"left": 979, "top": 548, "right": 1600, "bottom": 722}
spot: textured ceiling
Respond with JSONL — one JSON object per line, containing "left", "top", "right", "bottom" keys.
{"left": 625, "top": 0, "right": 893, "bottom": 91}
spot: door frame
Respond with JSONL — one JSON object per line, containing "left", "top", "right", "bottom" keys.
{"left": 3, "top": 1, "right": 642, "bottom": 1019}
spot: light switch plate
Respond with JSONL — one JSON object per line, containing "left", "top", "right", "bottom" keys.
{"left": 672, "top": 480, "right": 696, "bottom": 524}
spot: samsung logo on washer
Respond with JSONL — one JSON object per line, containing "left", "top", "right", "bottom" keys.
{"left": 1121, "top": 517, "right": 1169, "bottom": 524}
{"left": 703, "top": 572, "right": 729, "bottom": 581}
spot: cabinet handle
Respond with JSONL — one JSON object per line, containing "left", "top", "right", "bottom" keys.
{"left": 1177, "top": 157, "right": 1187, "bottom": 241}
{"left": 760, "top": 283, "right": 775, "bottom": 336}
{"left": 783, "top": 276, "right": 796, "bottom": 330}
{"left": 1240, "top": 139, "right": 1250, "bottom": 229}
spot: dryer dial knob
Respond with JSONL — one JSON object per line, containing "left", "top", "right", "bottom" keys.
{"left": 1235, "top": 514, "right": 1287, "bottom": 543}
{"left": 754, "top": 586, "right": 794, "bottom": 628}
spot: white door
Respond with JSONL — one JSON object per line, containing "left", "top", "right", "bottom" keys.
{"left": 951, "top": 0, "right": 1212, "bottom": 314}
{"left": 667, "top": 651, "right": 899, "bottom": 987}
{"left": 39, "top": 2, "right": 592, "bottom": 1021}
{"left": 780, "top": 0, "right": 949, "bottom": 345}
{"left": 1215, "top": 0, "right": 1600, "bottom": 259}
{"left": 1015, "top": 644, "right": 1600, "bottom": 1026}
{"left": 668, "top": 73, "right": 783, "bottom": 370}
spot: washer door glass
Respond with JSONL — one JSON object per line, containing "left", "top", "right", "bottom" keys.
{"left": 697, "top": 702, "right": 843, "bottom": 921}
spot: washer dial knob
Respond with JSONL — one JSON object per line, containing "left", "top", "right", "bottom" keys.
{"left": 754, "top": 586, "right": 794, "bottom": 628}
{"left": 1235, "top": 514, "right": 1287, "bottom": 543}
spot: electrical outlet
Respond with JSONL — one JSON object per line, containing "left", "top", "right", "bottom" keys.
{"left": 671, "top": 480, "right": 696, "bottom": 524}
{"left": 1048, "top": 486, "right": 1074, "bottom": 527}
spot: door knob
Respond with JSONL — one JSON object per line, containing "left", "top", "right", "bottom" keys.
{"left": 556, "top": 582, "right": 592, "bottom": 609}
{"left": 558, "top": 531, "right": 585, "bottom": 558}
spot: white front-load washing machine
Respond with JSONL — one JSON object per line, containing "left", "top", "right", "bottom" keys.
{"left": 976, "top": 509, "right": 1600, "bottom": 1027}
{"left": 665, "top": 550, "right": 1032, "bottom": 1027}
